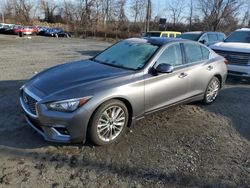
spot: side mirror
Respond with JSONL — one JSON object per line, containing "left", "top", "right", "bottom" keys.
{"left": 155, "top": 63, "right": 174, "bottom": 74}
{"left": 199, "top": 39, "right": 206, "bottom": 44}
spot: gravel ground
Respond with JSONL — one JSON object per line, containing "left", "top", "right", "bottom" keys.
{"left": 0, "top": 35, "right": 249, "bottom": 188}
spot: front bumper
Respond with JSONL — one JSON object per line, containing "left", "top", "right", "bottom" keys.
{"left": 227, "top": 64, "right": 250, "bottom": 78}
{"left": 20, "top": 90, "right": 92, "bottom": 143}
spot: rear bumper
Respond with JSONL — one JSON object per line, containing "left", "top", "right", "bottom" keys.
{"left": 20, "top": 96, "right": 92, "bottom": 143}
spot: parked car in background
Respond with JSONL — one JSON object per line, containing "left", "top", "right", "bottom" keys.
{"left": 143, "top": 31, "right": 181, "bottom": 38}
{"left": 179, "top": 31, "right": 226, "bottom": 46}
{"left": 20, "top": 38, "right": 227, "bottom": 145}
{"left": 0, "top": 24, "right": 14, "bottom": 34}
{"left": 40, "top": 28, "right": 71, "bottom": 38}
{"left": 210, "top": 28, "right": 250, "bottom": 78}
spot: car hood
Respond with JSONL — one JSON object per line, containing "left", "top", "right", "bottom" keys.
{"left": 210, "top": 42, "right": 250, "bottom": 53}
{"left": 27, "top": 60, "right": 134, "bottom": 98}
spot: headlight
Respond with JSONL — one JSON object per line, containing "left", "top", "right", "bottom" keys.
{"left": 46, "top": 97, "right": 91, "bottom": 112}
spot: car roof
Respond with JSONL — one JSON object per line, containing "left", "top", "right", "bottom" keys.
{"left": 146, "top": 31, "right": 181, "bottom": 33}
{"left": 236, "top": 28, "right": 250, "bottom": 31}
{"left": 182, "top": 31, "right": 224, "bottom": 35}
{"left": 125, "top": 37, "right": 184, "bottom": 46}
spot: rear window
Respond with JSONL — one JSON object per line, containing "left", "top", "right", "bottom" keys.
{"left": 201, "top": 46, "right": 210, "bottom": 59}
{"left": 225, "top": 31, "right": 250, "bottom": 43}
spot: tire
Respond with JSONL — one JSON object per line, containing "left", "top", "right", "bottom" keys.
{"left": 88, "top": 99, "right": 129, "bottom": 145}
{"left": 203, "top": 77, "right": 220, "bottom": 104}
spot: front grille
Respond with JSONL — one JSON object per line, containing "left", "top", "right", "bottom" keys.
{"left": 213, "top": 49, "right": 250, "bottom": 65}
{"left": 22, "top": 91, "right": 38, "bottom": 115}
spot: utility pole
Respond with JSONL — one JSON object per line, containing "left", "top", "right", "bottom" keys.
{"left": 1, "top": 12, "right": 4, "bottom": 23}
{"left": 146, "top": 0, "right": 151, "bottom": 32}
{"left": 1, "top": 11, "right": 4, "bottom": 23}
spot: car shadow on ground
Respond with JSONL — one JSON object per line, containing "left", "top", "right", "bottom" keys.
{"left": 0, "top": 77, "right": 250, "bottom": 149}
{"left": 0, "top": 79, "right": 249, "bottom": 187}
{"left": 198, "top": 77, "right": 250, "bottom": 141}
{"left": 76, "top": 50, "right": 102, "bottom": 57}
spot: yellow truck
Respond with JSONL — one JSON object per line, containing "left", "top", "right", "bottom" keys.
{"left": 143, "top": 31, "right": 181, "bottom": 38}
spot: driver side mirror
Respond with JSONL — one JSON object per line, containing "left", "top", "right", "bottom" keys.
{"left": 199, "top": 39, "right": 207, "bottom": 44}
{"left": 155, "top": 63, "right": 174, "bottom": 74}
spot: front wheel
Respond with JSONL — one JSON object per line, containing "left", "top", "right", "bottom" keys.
{"left": 88, "top": 100, "right": 129, "bottom": 145}
{"left": 203, "top": 77, "right": 220, "bottom": 104}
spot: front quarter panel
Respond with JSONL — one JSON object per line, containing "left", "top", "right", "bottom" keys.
{"left": 82, "top": 72, "right": 145, "bottom": 120}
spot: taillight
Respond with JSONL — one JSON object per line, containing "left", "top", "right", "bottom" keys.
{"left": 224, "top": 59, "right": 229, "bottom": 64}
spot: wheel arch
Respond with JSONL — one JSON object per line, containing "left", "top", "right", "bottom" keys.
{"left": 87, "top": 97, "right": 134, "bottom": 133}
{"left": 214, "top": 74, "right": 222, "bottom": 88}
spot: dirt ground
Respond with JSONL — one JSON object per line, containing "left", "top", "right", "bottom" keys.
{"left": 0, "top": 35, "right": 249, "bottom": 188}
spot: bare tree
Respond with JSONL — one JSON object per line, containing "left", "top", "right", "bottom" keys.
{"left": 167, "top": 0, "right": 186, "bottom": 29}
{"left": 13, "top": 0, "right": 33, "bottom": 23}
{"left": 40, "top": 0, "right": 58, "bottom": 23}
{"left": 240, "top": 0, "right": 250, "bottom": 27}
{"left": 198, "top": 0, "right": 241, "bottom": 31}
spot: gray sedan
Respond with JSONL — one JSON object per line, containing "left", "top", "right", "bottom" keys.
{"left": 20, "top": 38, "right": 227, "bottom": 145}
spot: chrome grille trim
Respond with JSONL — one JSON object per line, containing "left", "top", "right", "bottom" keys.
{"left": 20, "top": 88, "right": 41, "bottom": 118}
{"left": 213, "top": 49, "right": 250, "bottom": 66}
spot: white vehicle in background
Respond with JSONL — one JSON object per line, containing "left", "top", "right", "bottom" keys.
{"left": 210, "top": 28, "right": 250, "bottom": 78}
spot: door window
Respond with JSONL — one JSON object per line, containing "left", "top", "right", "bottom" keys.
{"left": 169, "top": 33, "right": 175, "bottom": 38}
{"left": 208, "top": 34, "right": 218, "bottom": 42}
{"left": 183, "top": 43, "right": 203, "bottom": 63}
{"left": 155, "top": 44, "right": 183, "bottom": 67}
{"left": 161, "top": 34, "right": 167, "bottom": 38}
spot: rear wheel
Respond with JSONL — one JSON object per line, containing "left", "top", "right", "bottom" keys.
{"left": 89, "top": 100, "right": 129, "bottom": 145}
{"left": 203, "top": 77, "right": 220, "bottom": 104}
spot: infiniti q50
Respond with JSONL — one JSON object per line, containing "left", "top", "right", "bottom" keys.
{"left": 20, "top": 38, "right": 227, "bottom": 145}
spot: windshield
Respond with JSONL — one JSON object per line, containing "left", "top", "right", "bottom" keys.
{"left": 93, "top": 40, "right": 159, "bottom": 70}
{"left": 225, "top": 31, "right": 250, "bottom": 43}
{"left": 179, "top": 33, "right": 201, "bottom": 41}
{"left": 144, "top": 32, "right": 161, "bottom": 37}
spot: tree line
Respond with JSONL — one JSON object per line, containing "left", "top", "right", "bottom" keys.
{"left": 1, "top": 0, "right": 250, "bottom": 38}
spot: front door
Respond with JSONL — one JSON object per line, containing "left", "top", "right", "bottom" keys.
{"left": 144, "top": 43, "right": 189, "bottom": 113}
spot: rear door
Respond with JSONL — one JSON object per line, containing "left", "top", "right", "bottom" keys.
{"left": 182, "top": 42, "right": 214, "bottom": 97}
{"left": 144, "top": 43, "right": 189, "bottom": 113}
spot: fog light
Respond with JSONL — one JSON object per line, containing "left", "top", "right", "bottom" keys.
{"left": 54, "top": 127, "right": 70, "bottom": 135}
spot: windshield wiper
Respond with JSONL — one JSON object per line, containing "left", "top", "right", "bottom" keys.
{"left": 91, "top": 58, "right": 135, "bottom": 70}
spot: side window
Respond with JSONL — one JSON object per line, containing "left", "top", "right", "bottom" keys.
{"left": 156, "top": 44, "right": 183, "bottom": 67}
{"left": 208, "top": 34, "right": 218, "bottom": 42}
{"left": 183, "top": 43, "right": 203, "bottom": 63}
{"left": 200, "top": 46, "right": 210, "bottom": 60}
{"left": 161, "top": 34, "right": 167, "bottom": 38}
{"left": 169, "top": 33, "right": 175, "bottom": 38}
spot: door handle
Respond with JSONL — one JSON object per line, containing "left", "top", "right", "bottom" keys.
{"left": 178, "top": 72, "right": 188, "bottom": 79}
{"left": 207, "top": 65, "right": 213, "bottom": 71}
